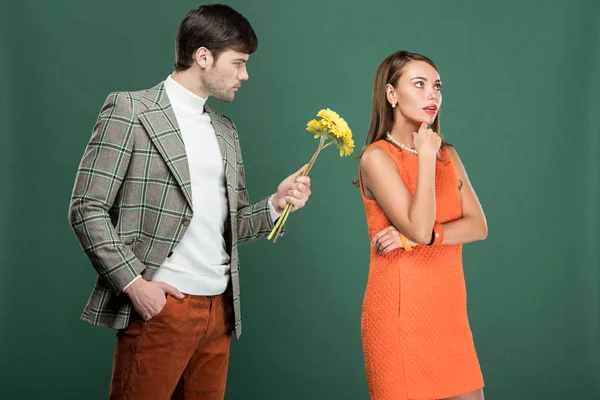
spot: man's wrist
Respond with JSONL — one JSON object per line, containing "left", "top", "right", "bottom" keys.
{"left": 123, "top": 275, "right": 142, "bottom": 295}
{"left": 269, "top": 194, "right": 283, "bottom": 215}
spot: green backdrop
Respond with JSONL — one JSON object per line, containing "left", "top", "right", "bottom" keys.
{"left": 1, "top": 0, "right": 599, "bottom": 398}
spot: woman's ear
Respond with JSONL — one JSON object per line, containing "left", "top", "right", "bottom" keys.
{"left": 385, "top": 83, "right": 397, "bottom": 107}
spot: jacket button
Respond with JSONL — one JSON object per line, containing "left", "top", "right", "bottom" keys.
{"left": 167, "top": 251, "right": 173, "bottom": 258}
{"left": 182, "top": 218, "right": 191, "bottom": 226}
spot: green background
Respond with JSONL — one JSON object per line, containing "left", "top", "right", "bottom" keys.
{"left": 1, "top": 0, "right": 599, "bottom": 398}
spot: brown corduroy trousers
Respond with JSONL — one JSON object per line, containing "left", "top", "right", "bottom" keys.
{"left": 109, "top": 292, "right": 233, "bottom": 400}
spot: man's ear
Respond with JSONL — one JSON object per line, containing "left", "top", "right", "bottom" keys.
{"left": 194, "top": 47, "right": 213, "bottom": 69}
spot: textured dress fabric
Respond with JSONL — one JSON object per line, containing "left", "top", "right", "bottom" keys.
{"left": 359, "top": 140, "right": 483, "bottom": 400}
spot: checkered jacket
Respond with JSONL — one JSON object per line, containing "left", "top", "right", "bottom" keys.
{"left": 68, "top": 82, "right": 276, "bottom": 338}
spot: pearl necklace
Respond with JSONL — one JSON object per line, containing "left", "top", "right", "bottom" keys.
{"left": 386, "top": 133, "right": 418, "bottom": 154}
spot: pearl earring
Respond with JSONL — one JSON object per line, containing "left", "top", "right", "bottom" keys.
{"left": 391, "top": 101, "right": 396, "bottom": 108}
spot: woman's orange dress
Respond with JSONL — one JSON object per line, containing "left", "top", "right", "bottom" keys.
{"left": 359, "top": 140, "right": 484, "bottom": 400}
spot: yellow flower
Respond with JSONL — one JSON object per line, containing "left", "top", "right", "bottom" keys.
{"left": 317, "top": 109, "right": 342, "bottom": 134}
{"left": 336, "top": 134, "right": 355, "bottom": 157}
{"left": 306, "top": 119, "right": 326, "bottom": 138}
{"left": 314, "top": 108, "right": 354, "bottom": 156}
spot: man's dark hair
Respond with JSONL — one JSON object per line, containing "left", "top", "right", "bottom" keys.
{"left": 174, "top": 4, "right": 258, "bottom": 71}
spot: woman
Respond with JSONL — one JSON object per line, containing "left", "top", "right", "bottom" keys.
{"left": 359, "top": 50, "right": 488, "bottom": 400}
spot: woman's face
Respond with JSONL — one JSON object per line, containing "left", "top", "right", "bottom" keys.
{"left": 388, "top": 60, "right": 442, "bottom": 126}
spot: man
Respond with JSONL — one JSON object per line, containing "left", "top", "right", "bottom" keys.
{"left": 68, "top": 4, "right": 311, "bottom": 399}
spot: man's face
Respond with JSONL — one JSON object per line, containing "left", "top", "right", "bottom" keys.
{"left": 201, "top": 49, "right": 249, "bottom": 102}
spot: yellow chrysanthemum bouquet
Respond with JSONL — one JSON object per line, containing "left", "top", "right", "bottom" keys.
{"left": 267, "top": 109, "right": 355, "bottom": 242}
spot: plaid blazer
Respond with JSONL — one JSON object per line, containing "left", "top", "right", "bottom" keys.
{"left": 68, "top": 82, "right": 276, "bottom": 338}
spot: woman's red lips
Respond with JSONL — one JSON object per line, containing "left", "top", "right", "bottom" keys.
{"left": 423, "top": 105, "right": 438, "bottom": 114}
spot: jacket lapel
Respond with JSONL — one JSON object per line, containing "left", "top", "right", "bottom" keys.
{"left": 205, "top": 105, "right": 237, "bottom": 211}
{"left": 138, "top": 84, "right": 193, "bottom": 210}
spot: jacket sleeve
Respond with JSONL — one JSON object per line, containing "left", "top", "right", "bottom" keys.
{"left": 68, "top": 92, "right": 145, "bottom": 293}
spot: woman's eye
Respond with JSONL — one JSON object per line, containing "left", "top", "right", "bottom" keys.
{"left": 415, "top": 81, "right": 424, "bottom": 88}
{"left": 434, "top": 84, "right": 442, "bottom": 90}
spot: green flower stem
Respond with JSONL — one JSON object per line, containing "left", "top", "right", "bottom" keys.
{"left": 272, "top": 204, "right": 292, "bottom": 242}
{"left": 303, "top": 136, "right": 326, "bottom": 176}
{"left": 268, "top": 135, "right": 331, "bottom": 242}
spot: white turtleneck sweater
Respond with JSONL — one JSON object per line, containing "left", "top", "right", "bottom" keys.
{"left": 125, "top": 75, "right": 280, "bottom": 295}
